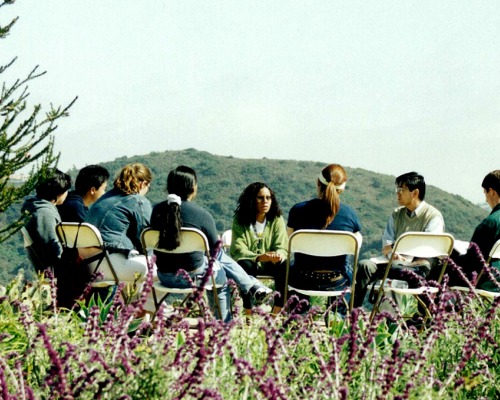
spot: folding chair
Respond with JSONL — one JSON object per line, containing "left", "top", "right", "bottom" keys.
{"left": 369, "top": 232, "right": 454, "bottom": 322}
{"left": 140, "top": 227, "right": 222, "bottom": 319}
{"left": 284, "top": 229, "right": 361, "bottom": 324}
{"left": 55, "top": 222, "right": 121, "bottom": 291}
{"left": 221, "top": 229, "right": 232, "bottom": 254}
{"left": 450, "top": 238, "right": 500, "bottom": 301}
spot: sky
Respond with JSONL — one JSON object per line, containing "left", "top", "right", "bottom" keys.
{"left": 2, "top": 1, "right": 499, "bottom": 204}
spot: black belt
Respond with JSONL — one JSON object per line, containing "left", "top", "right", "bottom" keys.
{"left": 300, "top": 270, "right": 344, "bottom": 283}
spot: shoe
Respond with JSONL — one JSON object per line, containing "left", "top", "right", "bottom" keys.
{"left": 250, "top": 285, "right": 273, "bottom": 306}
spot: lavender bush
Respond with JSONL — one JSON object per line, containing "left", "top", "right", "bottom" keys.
{"left": 0, "top": 263, "right": 499, "bottom": 399}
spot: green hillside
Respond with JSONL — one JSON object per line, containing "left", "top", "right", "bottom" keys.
{"left": 0, "top": 148, "right": 488, "bottom": 285}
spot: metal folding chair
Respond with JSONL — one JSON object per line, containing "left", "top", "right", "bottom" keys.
{"left": 140, "top": 227, "right": 222, "bottom": 319}
{"left": 284, "top": 229, "right": 361, "bottom": 323}
{"left": 450, "top": 238, "right": 500, "bottom": 301}
{"left": 369, "top": 232, "right": 454, "bottom": 322}
{"left": 55, "top": 222, "right": 122, "bottom": 291}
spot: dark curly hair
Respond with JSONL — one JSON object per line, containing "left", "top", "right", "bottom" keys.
{"left": 234, "top": 182, "right": 282, "bottom": 226}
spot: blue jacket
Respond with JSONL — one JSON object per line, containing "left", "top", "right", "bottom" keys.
{"left": 57, "top": 191, "right": 88, "bottom": 222}
{"left": 85, "top": 188, "right": 152, "bottom": 253}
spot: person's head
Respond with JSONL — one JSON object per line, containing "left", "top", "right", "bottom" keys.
{"left": 316, "top": 164, "right": 347, "bottom": 228}
{"left": 395, "top": 172, "right": 426, "bottom": 209}
{"left": 234, "top": 182, "right": 282, "bottom": 226}
{"left": 114, "top": 163, "right": 152, "bottom": 195}
{"left": 166, "top": 165, "right": 197, "bottom": 200}
{"left": 75, "top": 165, "right": 110, "bottom": 205}
{"left": 481, "top": 170, "right": 500, "bottom": 208}
{"left": 36, "top": 169, "right": 72, "bottom": 204}
{"left": 158, "top": 166, "right": 198, "bottom": 250}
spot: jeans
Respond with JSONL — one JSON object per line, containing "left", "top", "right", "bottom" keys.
{"left": 217, "top": 251, "right": 261, "bottom": 293}
{"left": 157, "top": 254, "right": 232, "bottom": 322}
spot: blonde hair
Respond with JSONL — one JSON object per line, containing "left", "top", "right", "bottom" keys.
{"left": 114, "top": 163, "right": 152, "bottom": 195}
{"left": 317, "top": 164, "right": 347, "bottom": 228}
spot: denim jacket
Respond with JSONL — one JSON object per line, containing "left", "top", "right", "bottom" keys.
{"left": 85, "top": 188, "right": 152, "bottom": 253}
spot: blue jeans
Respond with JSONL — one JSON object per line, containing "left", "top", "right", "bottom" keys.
{"left": 217, "top": 251, "right": 260, "bottom": 293}
{"left": 217, "top": 251, "right": 265, "bottom": 310}
{"left": 157, "top": 255, "right": 232, "bottom": 322}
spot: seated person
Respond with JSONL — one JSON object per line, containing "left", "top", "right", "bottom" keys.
{"left": 287, "top": 164, "right": 362, "bottom": 309}
{"left": 230, "top": 182, "right": 288, "bottom": 315}
{"left": 354, "top": 172, "right": 444, "bottom": 307}
{"left": 450, "top": 170, "right": 500, "bottom": 291}
{"left": 58, "top": 164, "right": 109, "bottom": 222}
{"left": 150, "top": 166, "right": 272, "bottom": 322}
{"left": 85, "top": 163, "right": 157, "bottom": 312}
{"left": 21, "top": 169, "right": 72, "bottom": 272}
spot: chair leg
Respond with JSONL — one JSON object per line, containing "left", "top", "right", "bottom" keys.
{"left": 209, "top": 274, "right": 223, "bottom": 321}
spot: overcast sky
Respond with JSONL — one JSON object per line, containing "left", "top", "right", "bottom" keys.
{"left": 2, "top": 1, "right": 499, "bottom": 204}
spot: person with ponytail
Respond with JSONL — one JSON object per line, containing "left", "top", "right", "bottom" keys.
{"left": 286, "top": 164, "right": 362, "bottom": 307}
{"left": 86, "top": 163, "right": 157, "bottom": 312}
{"left": 150, "top": 166, "right": 272, "bottom": 322}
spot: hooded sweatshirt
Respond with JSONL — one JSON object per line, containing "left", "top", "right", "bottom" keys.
{"left": 21, "top": 196, "right": 63, "bottom": 271}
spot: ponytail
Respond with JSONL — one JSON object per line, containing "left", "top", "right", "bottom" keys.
{"left": 317, "top": 164, "right": 347, "bottom": 229}
{"left": 159, "top": 194, "right": 183, "bottom": 250}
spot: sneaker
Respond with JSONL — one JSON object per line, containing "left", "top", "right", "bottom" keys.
{"left": 250, "top": 285, "right": 273, "bottom": 306}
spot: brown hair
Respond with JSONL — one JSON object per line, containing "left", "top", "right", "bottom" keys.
{"left": 482, "top": 170, "right": 500, "bottom": 195}
{"left": 114, "top": 163, "right": 152, "bottom": 195}
{"left": 317, "top": 164, "right": 347, "bottom": 228}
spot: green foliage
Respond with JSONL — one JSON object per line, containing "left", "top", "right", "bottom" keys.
{"left": 0, "top": 2, "right": 76, "bottom": 243}
{"left": 1, "top": 272, "right": 499, "bottom": 398}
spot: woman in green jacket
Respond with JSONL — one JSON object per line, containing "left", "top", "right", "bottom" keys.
{"left": 231, "top": 182, "right": 288, "bottom": 315}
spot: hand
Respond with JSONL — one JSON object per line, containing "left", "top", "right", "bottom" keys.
{"left": 258, "top": 252, "right": 283, "bottom": 264}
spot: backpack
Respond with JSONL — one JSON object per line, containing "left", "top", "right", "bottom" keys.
{"left": 55, "top": 223, "right": 105, "bottom": 308}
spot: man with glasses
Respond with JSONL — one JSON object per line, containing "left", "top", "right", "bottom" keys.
{"left": 353, "top": 172, "right": 444, "bottom": 307}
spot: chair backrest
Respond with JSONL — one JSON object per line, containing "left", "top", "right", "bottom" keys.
{"left": 487, "top": 238, "right": 500, "bottom": 264}
{"left": 391, "top": 232, "right": 455, "bottom": 259}
{"left": 56, "top": 222, "right": 120, "bottom": 284}
{"left": 285, "top": 229, "right": 361, "bottom": 309}
{"left": 221, "top": 229, "right": 232, "bottom": 253}
{"left": 288, "top": 229, "right": 361, "bottom": 258}
{"left": 141, "top": 227, "right": 210, "bottom": 255}
{"left": 56, "top": 222, "right": 104, "bottom": 249}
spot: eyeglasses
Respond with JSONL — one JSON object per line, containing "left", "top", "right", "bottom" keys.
{"left": 256, "top": 195, "right": 272, "bottom": 201}
{"left": 395, "top": 187, "right": 410, "bottom": 194}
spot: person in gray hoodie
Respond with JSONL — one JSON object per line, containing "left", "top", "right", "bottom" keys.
{"left": 21, "top": 169, "right": 72, "bottom": 272}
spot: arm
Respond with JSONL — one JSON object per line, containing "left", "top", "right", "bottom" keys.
{"left": 230, "top": 219, "right": 259, "bottom": 261}
{"left": 134, "top": 197, "right": 153, "bottom": 251}
{"left": 381, "top": 214, "right": 395, "bottom": 256}
{"left": 258, "top": 216, "right": 288, "bottom": 264}
{"left": 424, "top": 214, "right": 445, "bottom": 233}
{"left": 270, "top": 216, "right": 288, "bottom": 260}
{"left": 36, "top": 212, "right": 63, "bottom": 263}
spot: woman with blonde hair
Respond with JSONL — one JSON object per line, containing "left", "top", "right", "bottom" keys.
{"left": 286, "top": 164, "right": 362, "bottom": 306}
{"left": 86, "top": 163, "right": 156, "bottom": 309}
